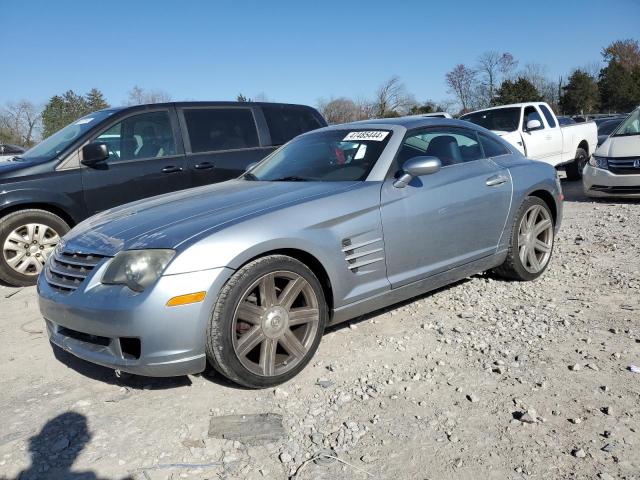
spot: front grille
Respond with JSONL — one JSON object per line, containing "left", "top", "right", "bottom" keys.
{"left": 608, "top": 157, "right": 640, "bottom": 175}
{"left": 45, "top": 250, "right": 106, "bottom": 293}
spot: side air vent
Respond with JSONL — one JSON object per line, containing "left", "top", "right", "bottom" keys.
{"left": 341, "top": 237, "right": 385, "bottom": 273}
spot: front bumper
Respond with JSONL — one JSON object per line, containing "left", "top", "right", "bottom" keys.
{"left": 38, "top": 266, "right": 233, "bottom": 377}
{"left": 583, "top": 164, "right": 640, "bottom": 198}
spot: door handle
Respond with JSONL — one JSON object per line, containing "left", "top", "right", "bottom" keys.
{"left": 161, "top": 166, "right": 183, "bottom": 174}
{"left": 486, "top": 174, "right": 508, "bottom": 186}
{"left": 194, "top": 162, "right": 215, "bottom": 170}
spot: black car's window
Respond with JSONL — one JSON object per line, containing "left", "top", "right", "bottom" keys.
{"left": 479, "top": 133, "right": 511, "bottom": 157}
{"left": 249, "top": 129, "right": 391, "bottom": 181}
{"left": 461, "top": 107, "right": 520, "bottom": 132}
{"left": 262, "top": 105, "right": 324, "bottom": 146}
{"left": 524, "top": 106, "right": 544, "bottom": 129}
{"left": 539, "top": 104, "right": 557, "bottom": 128}
{"left": 599, "top": 120, "right": 622, "bottom": 136}
{"left": 400, "top": 128, "right": 482, "bottom": 167}
{"left": 184, "top": 108, "right": 259, "bottom": 153}
{"left": 94, "top": 111, "right": 176, "bottom": 162}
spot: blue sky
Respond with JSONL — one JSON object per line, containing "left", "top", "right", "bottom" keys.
{"left": 1, "top": 0, "right": 639, "bottom": 109}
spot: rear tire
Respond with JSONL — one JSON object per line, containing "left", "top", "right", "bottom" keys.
{"left": 0, "top": 209, "right": 69, "bottom": 287}
{"left": 565, "top": 147, "right": 588, "bottom": 181}
{"left": 493, "top": 197, "right": 555, "bottom": 281}
{"left": 206, "top": 255, "right": 327, "bottom": 388}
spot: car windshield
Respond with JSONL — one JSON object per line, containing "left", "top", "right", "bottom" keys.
{"left": 612, "top": 108, "right": 640, "bottom": 137}
{"left": 461, "top": 107, "right": 521, "bottom": 132}
{"left": 246, "top": 129, "right": 392, "bottom": 182}
{"left": 16, "top": 110, "right": 116, "bottom": 163}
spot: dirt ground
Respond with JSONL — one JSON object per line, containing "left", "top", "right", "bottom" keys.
{"left": 0, "top": 178, "right": 638, "bottom": 480}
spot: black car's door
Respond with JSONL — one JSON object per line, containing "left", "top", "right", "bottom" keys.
{"left": 81, "top": 107, "right": 187, "bottom": 215}
{"left": 179, "top": 106, "right": 275, "bottom": 187}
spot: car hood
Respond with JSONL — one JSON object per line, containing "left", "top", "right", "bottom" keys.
{"left": 596, "top": 135, "right": 640, "bottom": 157}
{"left": 63, "top": 180, "right": 360, "bottom": 255}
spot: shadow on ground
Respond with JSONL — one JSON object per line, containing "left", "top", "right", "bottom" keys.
{"left": 14, "top": 411, "right": 132, "bottom": 480}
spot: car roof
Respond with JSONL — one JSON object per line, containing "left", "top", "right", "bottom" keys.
{"left": 97, "top": 101, "right": 318, "bottom": 114}
{"left": 318, "top": 116, "right": 475, "bottom": 131}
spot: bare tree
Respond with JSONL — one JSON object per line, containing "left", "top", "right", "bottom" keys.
{"left": 519, "top": 63, "right": 558, "bottom": 107}
{"left": 372, "top": 76, "right": 414, "bottom": 117}
{"left": 318, "top": 97, "right": 358, "bottom": 124}
{"left": 253, "top": 92, "right": 270, "bottom": 102}
{"left": 126, "top": 85, "right": 172, "bottom": 105}
{"left": 445, "top": 64, "right": 477, "bottom": 113}
{"left": 476, "top": 51, "right": 519, "bottom": 107}
{"left": 0, "top": 100, "right": 41, "bottom": 146}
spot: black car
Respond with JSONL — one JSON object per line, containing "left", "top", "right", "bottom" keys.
{"left": 0, "top": 101, "right": 326, "bottom": 286}
{"left": 596, "top": 117, "right": 625, "bottom": 146}
{"left": 0, "top": 144, "right": 26, "bottom": 159}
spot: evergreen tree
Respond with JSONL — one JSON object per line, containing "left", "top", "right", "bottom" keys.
{"left": 559, "top": 70, "right": 600, "bottom": 114}
{"left": 85, "top": 88, "right": 110, "bottom": 112}
{"left": 492, "top": 78, "right": 542, "bottom": 105}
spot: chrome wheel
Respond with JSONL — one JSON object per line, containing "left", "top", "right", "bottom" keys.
{"left": 2, "top": 223, "right": 60, "bottom": 276}
{"left": 232, "top": 270, "right": 320, "bottom": 377}
{"left": 517, "top": 205, "right": 553, "bottom": 274}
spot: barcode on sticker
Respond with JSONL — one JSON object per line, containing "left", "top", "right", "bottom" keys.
{"left": 343, "top": 131, "right": 389, "bottom": 142}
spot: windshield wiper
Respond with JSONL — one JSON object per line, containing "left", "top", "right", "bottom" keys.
{"left": 612, "top": 132, "right": 640, "bottom": 137}
{"left": 271, "top": 176, "right": 310, "bottom": 182}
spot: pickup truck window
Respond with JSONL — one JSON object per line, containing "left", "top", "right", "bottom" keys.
{"left": 262, "top": 105, "right": 324, "bottom": 146}
{"left": 184, "top": 108, "right": 259, "bottom": 153}
{"left": 460, "top": 107, "right": 520, "bottom": 132}
{"left": 94, "top": 111, "right": 176, "bottom": 162}
{"left": 479, "top": 133, "right": 510, "bottom": 157}
{"left": 539, "top": 104, "right": 557, "bottom": 128}
{"left": 524, "top": 106, "right": 544, "bottom": 129}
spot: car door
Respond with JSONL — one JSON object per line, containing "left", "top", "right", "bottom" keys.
{"left": 380, "top": 126, "right": 512, "bottom": 288}
{"left": 179, "top": 106, "right": 274, "bottom": 187}
{"left": 81, "top": 107, "right": 187, "bottom": 216}
{"left": 521, "top": 105, "right": 561, "bottom": 163}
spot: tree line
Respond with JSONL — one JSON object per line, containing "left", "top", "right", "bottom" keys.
{"left": 0, "top": 86, "right": 171, "bottom": 148}
{"left": 1, "top": 39, "right": 638, "bottom": 146}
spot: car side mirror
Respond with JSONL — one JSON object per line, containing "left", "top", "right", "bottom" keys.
{"left": 81, "top": 142, "right": 109, "bottom": 166}
{"left": 393, "top": 156, "right": 441, "bottom": 188}
{"left": 526, "top": 119, "right": 543, "bottom": 131}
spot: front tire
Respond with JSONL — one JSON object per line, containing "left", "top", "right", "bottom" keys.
{"left": 565, "top": 147, "right": 588, "bottom": 181}
{"left": 493, "top": 197, "right": 554, "bottom": 281}
{"left": 206, "top": 255, "right": 327, "bottom": 388}
{"left": 0, "top": 209, "right": 69, "bottom": 286}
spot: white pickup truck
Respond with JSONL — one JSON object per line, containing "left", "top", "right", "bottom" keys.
{"left": 461, "top": 102, "right": 598, "bottom": 180}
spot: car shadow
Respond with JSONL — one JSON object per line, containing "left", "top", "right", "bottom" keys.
{"left": 15, "top": 411, "right": 132, "bottom": 480}
{"left": 51, "top": 344, "right": 192, "bottom": 390}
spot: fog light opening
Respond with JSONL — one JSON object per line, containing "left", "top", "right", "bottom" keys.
{"left": 119, "top": 337, "right": 141, "bottom": 360}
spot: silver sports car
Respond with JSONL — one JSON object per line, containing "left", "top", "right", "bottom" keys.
{"left": 38, "top": 117, "right": 563, "bottom": 388}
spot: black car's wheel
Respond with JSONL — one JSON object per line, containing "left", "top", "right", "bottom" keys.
{"left": 206, "top": 255, "right": 327, "bottom": 388}
{"left": 493, "top": 197, "right": 555, "bottom": 281}
{"left": 0, "top": 209, "right": 69, "bottom": 287}
{"left": 565, "top": 147, "right": 588, "bottom": 181}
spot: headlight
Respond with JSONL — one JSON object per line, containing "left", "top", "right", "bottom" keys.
{"left": 588, "top": 155, "right": 608, "bottom": 169}
{"left": 102, "top": 249, "right": 175, "bottom": 292}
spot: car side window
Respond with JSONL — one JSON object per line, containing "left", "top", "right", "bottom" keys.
{"left": 183, "top": 108, "right": 259, "bottom": 153}
{"left": 262, "top": 105, "right": 324, "bottom": 146}
{"left": 524, "top": 106, "right": 544, "bottom": 129}
{"left": 399, "top": 128, "right": 483, "bottom": 167}
{"left": 94, "top": 111, "right": 176, "bottom": 162}
{"left": 479, "top": 133, "right": 510, "bottom": 157}
{"left": 539, "top": 104, "right": 557, "bottom": 128}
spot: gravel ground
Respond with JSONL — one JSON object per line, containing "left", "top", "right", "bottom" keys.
{"left": 0, "top": 178, "right": 639, "bottom": 480}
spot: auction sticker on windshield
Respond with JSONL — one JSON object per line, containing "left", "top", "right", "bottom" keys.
{"left": 343, "top": 131, "right": 389, "bottom": 142}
